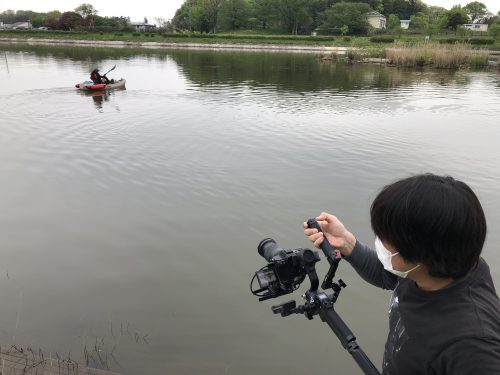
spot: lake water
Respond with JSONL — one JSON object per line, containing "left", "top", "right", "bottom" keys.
{"left": 0, "top": 43, "right": 499, "bottom": 375}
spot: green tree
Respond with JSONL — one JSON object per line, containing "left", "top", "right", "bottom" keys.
{"left": 59, "top": 11, "right": 84, "bottom": 30}
{"left": 75, "top": 3, "right": 97, "bottom": 29}
{"left": 464, "top": 1, "right": 487, "bottom": 23}
{"left": 43, "top": 10, "right": 62, "bottom": 29}
{"left": 190, "top": 3, "right": 211, "bottom": 32}
{"left": 320, "top": 2, "right": 371, "bottom": 35}
{"left": 202, "top": 0, "right": 225, "bottom": 33}
{"left": 172, "top": 0, "right": 198, "bottom": 30}
{"left": 409, "top": 11, "right": 428, "bottom": 30}
{"left": 382, "top": 0, "right": 410, "bottom": 19}
{"left": 74, "top": 3, "right": 97, "bottom": 17}
{"left": 387, "top": 13, "right": 400, "bottom": 29}
{"left": 407, "top": 0, "right": 426, "bottom": 16}
{"left": 92, "top": 15, "right": 130, "bottom": 31}
{"left": 308, "top": 0, "right": 336, "bottom": 30}
{"left": 0, "top": 10, "right": 16, "bottom": 23}
{"left": 249, "top": 0, "right": 277, "bottom": 30}
{"left": 488, "top": 21, "right": 500, "bottom": 37}
{"left": 219, "top": 0, "right": 251, "bottom": 30}
{"left": 426, "top": 5, "right": 447, "bottom": 25}
{"left": 30, "top": 13, "right": 45, "bottom": 28}
{"left": 14, "top": 10, "right": 36, "bottom": 22}
{"left": 445, "top": 5, "right": 469, "bottom": 30}
{"left": 274, "top": 0, "right": 312, "bottom": 35}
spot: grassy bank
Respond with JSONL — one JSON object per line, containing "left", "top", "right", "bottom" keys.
{"left": 384, "top": 43, "right": 491, "bottom": 68}
{"left": 1, "top": 29, "right": 499, "bottom": 49}
{"left": 318, "top": 42, "right": 496, "bottom": 69}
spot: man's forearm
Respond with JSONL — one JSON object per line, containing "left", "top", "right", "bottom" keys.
{"left": 344, "top": 240, "right": 398, "bottom": 290}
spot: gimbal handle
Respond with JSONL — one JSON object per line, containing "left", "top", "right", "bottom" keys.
{"left": 307, "top": 219, "right": 342, "bottom": 289}
{"left": 306, "top": 219, "right": 338, "bottom": 261}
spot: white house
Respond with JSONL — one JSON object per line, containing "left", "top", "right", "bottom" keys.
{"left": 463, "top": 23, "right": 488, "bottom": 32}
{"left": 400, "top": 20, "right": 411, "bottom": 29}
{"left": 0, "top": 21, "right": 32, "bottom": 29}
{"left": 366, "top": 11, "right": 386, "bottom": 29}
{"left": 130, "top": 19, "right": 156, "bottom": 32}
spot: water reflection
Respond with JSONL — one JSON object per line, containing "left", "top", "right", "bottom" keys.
{"left": 168, "top": 49, "right": 467, "bottom": 92}
{"left": 77, "top": 88, "right": 125, "bottom": 111}
{"left": 0, "top": 43, "right": 172, "bottom": 75}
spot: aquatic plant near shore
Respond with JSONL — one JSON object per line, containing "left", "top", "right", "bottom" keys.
{"left": 385, "top": 42, "right": 489, "bottom": 69}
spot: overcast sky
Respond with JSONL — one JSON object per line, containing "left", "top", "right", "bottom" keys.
{"left": 0, "top": 0, "right": 186, "bottom": 24}
{"left": 0, "top": 0, "right": 498, "bottom": 24}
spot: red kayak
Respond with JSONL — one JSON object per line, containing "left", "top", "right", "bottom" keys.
{"left": 75, "top": 79, "right": 126, "bottom": 91}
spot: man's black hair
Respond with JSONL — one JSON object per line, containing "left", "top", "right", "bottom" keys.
{"left": 370, "top": 174, "right": 487, "bottom": 279}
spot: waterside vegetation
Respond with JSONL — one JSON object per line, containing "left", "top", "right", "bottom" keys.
{"left": 385, "top": 42, "right": 490, "bottom": 68}
{"left": 317, "top": 42, "right": 494, "bottom": 68}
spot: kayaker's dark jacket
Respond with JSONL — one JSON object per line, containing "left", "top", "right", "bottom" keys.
{"left": 90, "top": 71, "right": 101, "bottom": 84}
{"left": 90, "top": 71, "right": 109, "bottom": 84}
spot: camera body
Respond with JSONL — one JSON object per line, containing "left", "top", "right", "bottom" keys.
{"left": 253, "top": 238, "right": 320, "bottom": 301}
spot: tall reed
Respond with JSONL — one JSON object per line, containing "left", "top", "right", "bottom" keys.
{"left": 385, "top": 42, "right": 489, "bottom": 69}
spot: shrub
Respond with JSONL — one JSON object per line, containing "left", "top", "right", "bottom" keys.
{"left": 370, "top": 36, "right": 395, "bottom": 43}
{"left": 438, "top": 38, "right": 462, "bottom": 44}
{"left": 468, "top": 53, "right": 489, "bottom": 67}
{"left": 346, "top": 48, "right": 363, "bottom": 62}
{"left": 468, "top": 38, "right": 494, "bottom": 45}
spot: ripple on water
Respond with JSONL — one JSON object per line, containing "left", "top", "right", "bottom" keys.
{"left": 1, "top": 53, "right": 500, "bottom": 375}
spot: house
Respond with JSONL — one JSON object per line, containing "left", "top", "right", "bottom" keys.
{"left": 130, "top": 18, "right": 156, "bottom": 32}
{"left": 0, "top": 21, "right": 32, "bottom": 29}
{"left": 366, "top": 11, "right": 386, "bottom": 29}
{"left": 462, "top": 23, "right": 488, "bottom": 32}
{"left": 13, "top": 22, "right": 32, "bottom": 29}
{"left": 400, "top": 20, "right": 411, "bottom": 29}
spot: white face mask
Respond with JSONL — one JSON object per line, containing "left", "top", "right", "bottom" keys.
{"left": 374, "top": 237, "right": 419, "bottom": 278}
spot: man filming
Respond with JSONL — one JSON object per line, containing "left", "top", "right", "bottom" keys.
{"left": 304, "top": 173, "right": 500, "bottom": 374}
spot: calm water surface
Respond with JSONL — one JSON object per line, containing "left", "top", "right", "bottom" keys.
{"left": 0, "top": 44, "right": 499, "bottom": 374}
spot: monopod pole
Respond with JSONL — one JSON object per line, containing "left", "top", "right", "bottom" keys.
{"left": 320, "top": 306, "right": 381, "bottom": 375}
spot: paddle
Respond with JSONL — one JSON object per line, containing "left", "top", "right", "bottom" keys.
{"left": 102, "top": 65, "right": 116, "bottom": 76}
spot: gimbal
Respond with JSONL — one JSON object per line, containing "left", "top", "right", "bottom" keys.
{"left": 251, "top": 219, "right": 381, "bottom": 375}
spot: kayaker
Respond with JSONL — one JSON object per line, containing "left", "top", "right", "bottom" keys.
{"left": 90, "top": 68, "right": 110, "bottom": 84}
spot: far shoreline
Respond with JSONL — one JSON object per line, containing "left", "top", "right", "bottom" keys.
{"left": 2, "top": 35, "right": 498, "bottom": 68}
{"left": 0, "top": 37, "right": 354, "bottom": 54}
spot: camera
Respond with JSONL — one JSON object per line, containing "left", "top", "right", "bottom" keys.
{"left": 251, "top": 238, "right": 320, "bottom": 301}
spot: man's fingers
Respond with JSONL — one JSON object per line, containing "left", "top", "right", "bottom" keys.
{"left": 304, "top": 227, "right": 318, "bottom": 236}
{"left": 313, "top": 233, "right": 324, "bottom": 247}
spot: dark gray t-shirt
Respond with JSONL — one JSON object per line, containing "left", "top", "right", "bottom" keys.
{"left": 346, "top": 241, "right": 500, "bottom": 375}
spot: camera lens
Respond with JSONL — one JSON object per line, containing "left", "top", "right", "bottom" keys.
{"left": 258, "top": 238, "right": 281, "bottom": 260}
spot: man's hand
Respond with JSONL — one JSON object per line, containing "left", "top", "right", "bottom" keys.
{"left": 303, "top": 212, "right": 356, "bottom": 257}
